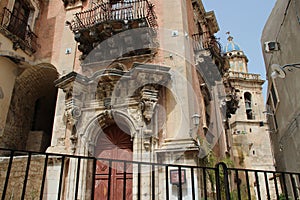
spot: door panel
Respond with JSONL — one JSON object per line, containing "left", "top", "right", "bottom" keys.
{"left": 94, "top": 125, "right": 133, "bottom": 200}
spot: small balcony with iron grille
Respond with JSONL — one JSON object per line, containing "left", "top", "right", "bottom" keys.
{"left": 0, "top": 7, "right": 38, "bottom": 55}
{"left": 192, "top": 31, "right": 229, "bottom": 75}
{"left": 68, "top": 0, "right": 158, "bottom": 62}
{"left": 192, "top": 31, "right": 222, "bottom": 58}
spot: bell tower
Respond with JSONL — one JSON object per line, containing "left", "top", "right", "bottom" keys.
{"left": 224, "top": 34, "right": 274, "bottom": 172}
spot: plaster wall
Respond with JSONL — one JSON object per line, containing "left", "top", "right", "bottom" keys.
{"left": 261, "top": 0, "right": 300, "bottom": 171}
{"left": 0, "top": 57, "right": 17, "bottom": 137}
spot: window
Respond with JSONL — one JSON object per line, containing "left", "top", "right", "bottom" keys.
{"left": 8, "top": 0, "right": 31, "bottom": 40}
{"left": 270, "top": 82, "right": 279, "bottom": 110}
{"left": 244, "top": 92, "right": 253, "bottom": 120}
{"left": 1, "top": 0, "right": 39, "bottom": 53}
{"left": 266, "top": 96, "right": 278, "bottom": 132}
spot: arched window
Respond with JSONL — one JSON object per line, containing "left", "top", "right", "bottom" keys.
{"left": 244, "top": 92, "right": 253, "bottom": 119}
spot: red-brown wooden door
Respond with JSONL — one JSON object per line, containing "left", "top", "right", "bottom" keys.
{"left": 94, "top": 125, "right": 133, "bottom": 200}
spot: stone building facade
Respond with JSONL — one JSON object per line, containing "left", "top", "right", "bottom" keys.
{"left": 223, "top": 35, "right": 275, "bottom": 199}
{"left": 261, "top": 0, "right": 300, "bottom": 173}
{"left": 0, "top": 0, "right": 239, "bottom": 199}
{"left": 261, "top": 0, "right": 300, "bottom": 197}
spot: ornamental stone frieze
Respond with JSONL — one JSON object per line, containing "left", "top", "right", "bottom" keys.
{"left": 55, "top": 63, "right": 170, "bottom": 146}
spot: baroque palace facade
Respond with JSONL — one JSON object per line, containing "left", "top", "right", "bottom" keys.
{"left": 2, "top": 0, "right": 280, "bottom": 199}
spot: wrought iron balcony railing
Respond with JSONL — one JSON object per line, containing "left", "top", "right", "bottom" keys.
{"left": 192, "top": 32, "right": 222, "bottom": 57}
{"left": 70, "top": 0, "right": 157, "bottom": 32}
{"left": 192, "top": 32, "right": 210, "bottom": 51}
{"left": 68, "top": 0, "right": 157, "bottom": 61}
{"left": 0, "top": 7, "right": 38, "bottom": 54}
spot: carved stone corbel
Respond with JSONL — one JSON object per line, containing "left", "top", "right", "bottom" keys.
{"left": 139, "top": 86, "right": 159, "bottom": 122}
{"left": 140, "top": 100, "right": 157, "bottom": 122}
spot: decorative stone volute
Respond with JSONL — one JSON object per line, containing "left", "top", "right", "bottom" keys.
{"left": 55, "top": 72, "right": 88, "bottom": 125}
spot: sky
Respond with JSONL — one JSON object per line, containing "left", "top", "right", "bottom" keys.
{"left": 202, "top": 0, "right": 277, "bottom": 98}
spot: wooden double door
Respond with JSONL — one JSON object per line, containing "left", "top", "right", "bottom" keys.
{"left": 94, "top": 125, "right": 133, "bottom": 200}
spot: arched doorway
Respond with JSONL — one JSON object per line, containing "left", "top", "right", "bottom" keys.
{"left": 94, "top": 124, "right": 133, "bottom": 200}
{"left": 1, "top": 63, "right": 58, "bottom": 152}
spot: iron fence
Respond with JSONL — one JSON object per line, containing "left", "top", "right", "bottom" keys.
{"left": 0, "top": 148, "right": 299, "bottom": 199}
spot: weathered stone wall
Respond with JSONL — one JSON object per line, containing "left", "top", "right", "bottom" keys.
{"left": 0, "top": 155, "right": 45, "bottom": 200}
{"left": 26, "top": 131, "right": 49, "bottom": 152}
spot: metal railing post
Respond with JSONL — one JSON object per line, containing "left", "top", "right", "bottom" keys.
{"left": 216, "top": 162, "right": 230, "bottom": 200}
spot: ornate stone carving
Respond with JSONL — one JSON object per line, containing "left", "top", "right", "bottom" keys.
{"left": 140, "top": 86, "right": 159, "bottom": 122}
{"left": 62, "top": 0, "right": 83, "bottom": 8}
{"left": 70, "top": 134, "right": 78, "bottom": 153}
{"left": 140, "top": 100, "right": 157, "bottom": 121}
{"left": 128, "top": 107, "right": 143, "bottom": 125}
{"left": 56, "top": 64, "right": 170, "bottom": 154}
{"left": 64, "top": 106, "right": 82, "bottom": 125}
{"left": 55, "top": 72, "right": 87, "bottom": 125}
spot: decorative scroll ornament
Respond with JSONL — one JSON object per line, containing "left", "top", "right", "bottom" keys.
{"left": 65, "top": 106, "right": 82, "bottom": 125}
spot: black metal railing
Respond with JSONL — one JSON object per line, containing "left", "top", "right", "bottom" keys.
{"left": 0, "top": 148, "right": 299, "bottom": 199}
{"left": 70, "top": 0, "right": 157, "bottom": 32}
{"left": 1, "top": 7, "right": 38, "bottom": 53}
{"left": 192, "top": 32, "right": 210, "bottom": 51}
{"left": 192, "top": 32, "right": 222, "bottom": 57}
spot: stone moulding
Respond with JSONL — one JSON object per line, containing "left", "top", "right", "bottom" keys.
{"left": 55, "top": 62, "right": 171, "bottom": 152}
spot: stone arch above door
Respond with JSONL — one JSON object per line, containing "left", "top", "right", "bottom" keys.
{"left": 81, "top": 110, "right": 139, "bottom": 156}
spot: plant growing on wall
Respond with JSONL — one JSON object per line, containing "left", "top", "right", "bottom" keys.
{"left": 199, "top": 148, "right": 234, "bottom": 199}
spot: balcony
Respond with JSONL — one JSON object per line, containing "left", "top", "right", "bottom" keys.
{"left": 192, "top": 32, "right": 222, "bottom": 56}
{"left": 0, "top": 7, "right": 38, "bottom": 55}
{"left": 192, "top": 32, "right": 210, "bottom": 51}
{"left": 228, "top": 71, "right": 264, "bottom": 82}
{"left": 69, "top": 0, "right": 158, "bottom": 61}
